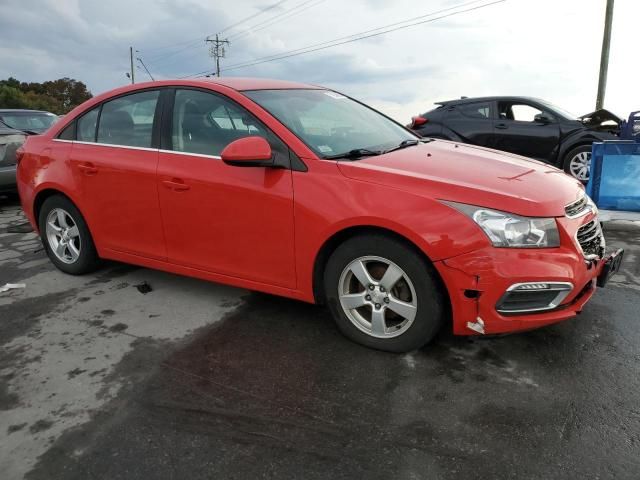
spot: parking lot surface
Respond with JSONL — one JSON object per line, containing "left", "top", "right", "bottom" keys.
{"left": 1, "top": 195, "right": 639, "bottom": 479}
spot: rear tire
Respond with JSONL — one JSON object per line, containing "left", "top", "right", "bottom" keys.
{"left": 563, "top": 145, "right": 592, "bottom": 183}
{"left": 324, "top": 234, "right": 445, "bottom": 352}
{"left": 38, "top": 195, "right": 100, "bottom": 275}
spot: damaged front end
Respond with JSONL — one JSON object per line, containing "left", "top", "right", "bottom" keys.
{"left": 579, "top": 109, "right": 622, "bottom": 135}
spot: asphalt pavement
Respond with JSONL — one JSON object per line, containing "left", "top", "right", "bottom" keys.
{"left": 1, "top": 195, "right": 639, "bottom": 480}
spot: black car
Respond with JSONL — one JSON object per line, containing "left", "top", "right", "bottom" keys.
{"left": 0, "top": 110, "right": 58, "bottom": 194}
{"left": 409, "top": 96, "right": 622, "bottom": 182}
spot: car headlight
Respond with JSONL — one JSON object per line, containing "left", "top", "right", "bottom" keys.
{"left": 444, "top": 201, "right": 560, "bottom": 248}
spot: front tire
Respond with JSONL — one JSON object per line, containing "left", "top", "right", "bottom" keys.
{"left": 324, "top": 234, "right": 446, "bottom": 352}
{"left": 38, "top": 195, "right": 100, "bottom": 275}
{"left": 563, "top": 145, "right": 592, "bottom": 183}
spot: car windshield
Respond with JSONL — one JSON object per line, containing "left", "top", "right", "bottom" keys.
{"left": 244, "top": 89, "right": 416, "bottom": 158}
{"left": 0, "top": 112, "right": 58, "bottom": 133}
{"left": 537, "top": 101, "right": 578, "bottom": 120}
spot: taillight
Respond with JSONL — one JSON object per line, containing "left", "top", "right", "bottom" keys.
{"left": 411, "top": 116, "right": 428, "bottom": 128}
{"left": 15, "top": 146, "right": 25, "bottom": 164}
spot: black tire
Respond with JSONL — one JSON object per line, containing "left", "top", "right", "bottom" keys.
{"left": 563, "top": 145, "right": 592, "bottom": 183}
{"left": 38, "top": 195, "right": 100, "bottom": 275}
{"left": 324, "top": 234, "right": 446, "bottom": 352}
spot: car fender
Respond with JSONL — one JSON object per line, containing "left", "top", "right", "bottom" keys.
{"left": 292, "top": 163, "right": 490, "bottom": 301}
{"left": 30, "top": 181, "right": 91, "bottom": 232}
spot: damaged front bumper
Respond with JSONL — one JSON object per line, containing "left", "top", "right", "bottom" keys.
{"left": 434, "top": 243, "right": 617, "bottom": 336}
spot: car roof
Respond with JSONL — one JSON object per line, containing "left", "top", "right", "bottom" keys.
{"left": 434, "top": 96, "right": 545, "bottom": 106}
{"left": 102, "top": 78, "right": 322, "bottom": 95}
{"left": 200, "top": 77, "right": 322, "bottom": 91}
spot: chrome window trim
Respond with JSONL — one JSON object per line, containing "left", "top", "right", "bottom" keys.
{"left": 52, "top": 139, "right": 158, "bottom": 153}
{"left": 52, "top": 139, "right": 222, "bottom": 159}
{"left": 496, "top": 281, "right": 574, "bottom": 314}
{"left": 158, "top": 149, "right": 222, "bottom": 160}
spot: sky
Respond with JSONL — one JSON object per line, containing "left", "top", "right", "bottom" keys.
{"left": 1, "top": 0, "right": 639, "bottom": 122}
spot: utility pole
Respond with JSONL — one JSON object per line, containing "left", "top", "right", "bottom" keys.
{"left": 206, "top": 34, "right": 230, "bottom": 77}
{"left": 596, "top": 0, "right": 614, "bottom": 110}
{"left": 129, "top": 46, "right": 135, "bottom": 84}
{"left": 136, "top": 56, "right": 155, "bottom": 81}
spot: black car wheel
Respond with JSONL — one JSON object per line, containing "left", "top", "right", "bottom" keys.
{"left": 563, "top": 145, "right": 592, "bottom": 183}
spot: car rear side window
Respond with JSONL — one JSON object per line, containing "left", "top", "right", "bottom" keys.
{"left": 97, "top": 90, "right": 159, "bottom": 148}
{"left": 171, "top": 89, "right": 269, "bottom": 156}
{"left": 58, "top": 122, "right": 76, "bottom": 140}
{"left": 77, "top": 107, "right": 100, "bottom": 142}
{"left": 459, "top": 102, "right": 491, "bottom": 119}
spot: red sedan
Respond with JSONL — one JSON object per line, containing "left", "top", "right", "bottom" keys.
{"left": 16, "top": 78, "right": 623, "bottom": 352}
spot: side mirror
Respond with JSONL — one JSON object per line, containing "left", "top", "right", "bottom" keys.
{"left": 221, "top": 136, "right": 273, "bottom": 167}
{"left": 534, "top": 113, "right": 553, "bottom": 124}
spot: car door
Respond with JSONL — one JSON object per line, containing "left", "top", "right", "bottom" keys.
{"left": 68, "top": 89, "right": 166, "bottom": 259}
{"left": 156, "top": 88, "right": 296, "bottom": 289}
{"left": 442, "top": 101, "right": 495, "bottom": 146}
{"left": 492, "top": 101, "right": 561, "bottom": 161}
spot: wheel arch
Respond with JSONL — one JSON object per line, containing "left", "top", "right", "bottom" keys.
{"left": 558, "top": 138, "right": 597, "bottom": 167}
{"left": 312, "top": 225, "right": 450, "bottom": 315}
{"left": 33, "top": 187, "right": 88, "bottom": 233}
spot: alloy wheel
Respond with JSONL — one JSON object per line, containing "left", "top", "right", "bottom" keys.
{"left": 46, "top": 208, "right": 82, "bottom": 264}
{"left": 338, "top": 256, "right": 418, "bottom": 339}
{"left": 569, "top": 151, "right": 591, "bottom": 182}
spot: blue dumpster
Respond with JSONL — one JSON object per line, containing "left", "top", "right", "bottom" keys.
{"left": 586, "top": 140, "right": 640, "bottom": 213}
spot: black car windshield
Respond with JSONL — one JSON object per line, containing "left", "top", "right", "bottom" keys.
{"left": 0, "top": 112, "right": 58, "bottom": 133}
{"left": 537, "top": 101, "right": 578, "bottom": 120}
{"left": 244, "top": 89, "right": 416, "bottom": 158}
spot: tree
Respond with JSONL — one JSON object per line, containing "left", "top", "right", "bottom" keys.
{"left": 0, "top": 77, "right": 92, "bottom": 114}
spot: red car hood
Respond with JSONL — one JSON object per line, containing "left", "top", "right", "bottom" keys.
{"left": 337, "top": 140, "right": 584, "bottom": 218}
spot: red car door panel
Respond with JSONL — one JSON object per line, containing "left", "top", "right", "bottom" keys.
{"left": 68, "top": 89, "right": 166, "bottom": 260}
{"left": 157, "top": 152, "right": 296, "bottom": 288}
{"left": 70, "top": 143, "right": 165, "bottom": 259}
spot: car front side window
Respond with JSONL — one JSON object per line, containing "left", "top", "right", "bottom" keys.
{"left": 498, "top": 102, "right": 550, "bottom": 123}
{"left": 171, "top": 89, "right": 269, "bottom": 157}
{"left": 96, "top": 90, "right": 160, "bottom": 148}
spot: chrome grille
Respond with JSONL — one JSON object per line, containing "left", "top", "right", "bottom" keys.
{"left": 576, "top": 219, "right": 605, "bottom": 258}
{"left": 565, "top": 196, "right": 589, "bottom": 217}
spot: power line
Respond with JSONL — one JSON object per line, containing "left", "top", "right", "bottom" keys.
{"left": 145, "top": 38, "right": 204, "bottom": 65}
{"left": 219, "top": 0, "right": 288, "bottom": 34}
{"left": 143, "top": 0, "right": 316, "bottom": 74}
{"left": 139, "top": 2, "right": 289, "bottom": 57}
{"left": 225, "top": 0, "right": 490, "bottom": 68}
{"left": 227, "top": 0, "right": 324, "bottom": 41}
{"left": 140, "top": 36, "right": 204, "bottom": 55}
{"left": 145, "top": 46, "right": 210, "bottom": 73}
{"left": 216, "top": 0, "right": 505, "bottom": 74}
{"left": 136, "top": 1, "right": 289, "bottom": 61}
{"left": 136, "top": 56, "right": 155, "bottom": 81}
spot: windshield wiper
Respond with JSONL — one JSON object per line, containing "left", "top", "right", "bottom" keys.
{"left": 382, "top": 138, "right": 434, "bottom": 154}
{"left": 323, "top": 148, "right": 382, "bottom": 160}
